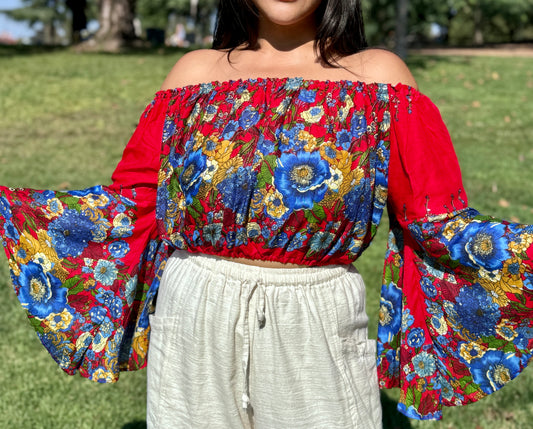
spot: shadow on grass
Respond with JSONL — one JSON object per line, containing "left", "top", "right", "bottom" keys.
{"left": 121, "top": 421, "right": 146, "bottom": 429}
{"left": 382, "top": 392, "right": 413, "bottom": 429}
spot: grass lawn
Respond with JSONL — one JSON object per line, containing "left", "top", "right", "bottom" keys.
{"left": 0, "top": 46, "right": 532, "bottom": 428}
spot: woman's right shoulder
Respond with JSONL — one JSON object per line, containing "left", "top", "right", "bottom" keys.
{"left": 160, "top": 49, "right": 227, "bottom": 90}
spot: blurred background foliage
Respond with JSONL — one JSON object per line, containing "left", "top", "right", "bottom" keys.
{"left": 1, "top": 0, "right": 533, "bottom": 51}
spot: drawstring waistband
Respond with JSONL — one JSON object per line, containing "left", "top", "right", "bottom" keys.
{"left": 241, "top": 280, "right": 266, "bottom": 409}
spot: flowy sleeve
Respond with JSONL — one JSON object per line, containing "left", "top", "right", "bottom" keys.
{"left": 377, "top": 86, "right": 533, "bottom": 420}
{"left": 0, "top": 92, "right": 173, "bottom": 382}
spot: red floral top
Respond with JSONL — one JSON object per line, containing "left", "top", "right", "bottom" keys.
{"left": 1, "top": 78, "right": 532, "bottom": 420}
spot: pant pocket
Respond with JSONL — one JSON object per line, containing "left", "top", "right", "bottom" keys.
{"left": 146, "top": 314, "right": 177, "bottom": 429}
{"left": 341, "top": 338, "right": 382, "bottom": 429}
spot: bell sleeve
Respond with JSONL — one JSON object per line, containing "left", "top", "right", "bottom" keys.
{"left": 377, "top": 85, "right": 533, "bottom": 420}
{"left": 0, "top": 92, "right": 173, "bottom": 383}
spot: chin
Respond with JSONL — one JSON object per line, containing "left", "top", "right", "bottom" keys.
{"left": 253, "top": 0, "right": 323, "bottom": 26}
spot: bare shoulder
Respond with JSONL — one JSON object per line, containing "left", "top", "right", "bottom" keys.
{"left": 160, "top": 49, "right": 227, "bottom": 90}
{"left": 344, "top": 48, "right": 418, "bottom": 89}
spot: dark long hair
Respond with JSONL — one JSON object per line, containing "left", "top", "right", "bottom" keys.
{"left": 212, "top": 0, "right": 367, "bottom": 67}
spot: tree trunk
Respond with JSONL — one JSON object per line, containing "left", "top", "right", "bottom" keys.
{"left": 395, "top": 0, "right": 409, "bottom": 59}
{"left": 472, "top": 3, "right": 484, "bottom": 45}
{"left": 90, "top": 0, "right": 138, "bottom": 51}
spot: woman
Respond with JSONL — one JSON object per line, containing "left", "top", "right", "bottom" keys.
{"left": 1, "top": 1, "right": 532, "bottom": 428}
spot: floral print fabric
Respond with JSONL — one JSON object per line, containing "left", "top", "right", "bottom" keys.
{"left": 156, "top": 78, "right": 391, "bottom": 265}
{"left": 0, "top": 78, "right": 532, "bottom": 420}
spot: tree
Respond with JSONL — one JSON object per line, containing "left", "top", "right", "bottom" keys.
{"left": 395, "top": 0, "right": 409, "bottom": 58}
{"left": 2, "top": 0, "right": 67, "bottom": 45}
{"left": 66, "top": 0, "right": 88, "bottom": 44}
{"left": 136, "top": 0, "right": 218, "bottom": 45}
{"left": 88, "top": 0, "right": 138, "bottom": 51}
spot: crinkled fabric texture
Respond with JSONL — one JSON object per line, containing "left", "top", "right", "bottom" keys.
{"left": 0, "top": 78, "right": 532, "bottom": 420}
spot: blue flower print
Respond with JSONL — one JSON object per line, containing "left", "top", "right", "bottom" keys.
{"left": 407, "top": 328, "right": 426, "bottom": 348}
{"left": 298, "top": 89, "right": 316, "bottom": 103}
{"left": 0, "top": 196, "right": 11, "bottom": 219}
{"left": 93, "top": 260, "right": 118, "bottom": 286}
{"left": 274, "top": 151, "right": 331, "bottom": 210}
{"left": 378, "top": 282, "right": 402, "bottom": 343}
{"left": 421, "top": 277, "right": 437, "bottom": 299}
{"left": 203, "top": 223, "right": 223, "bottom": 246}
{"left": 217, "top": 166, "right": 257, "bottom": 215}
{"left": 470, "top": 350, "right": 522, "bottom": 394}
{"left": 48, "top": 209, "right": 96, "bottom": 258}
{"left": 33, "top": 190, "right": 56, "bottom": 205}
{"left": 344, "top": 179, "right": 372, "bottom": 222}
{"left": 17, "top": 261, "right": 67, "bottom": 319}
{"left": 238, "top": 106, "right": 260, "bottom": 130}
{"left": 108, "top": 240, "right": 130, "bottom": 259}
{"left": 179, "top": 148, "right": 207, "bottom": 204}
{"left": 351, "top": 114, "right": 367, "bottom": 139}
{"left": 336, "top": 130, "right": 352, "bottom": 151}
{"left": 412, "top": 351, "right": 436, "bottom": 377}
{"left": 284, "top": 77, "right": 303, "bottom": 91}
{"left": 256, "top": 136, "right": 276, "bottom": 155}
{"left": 268, "top": 231, "right": 289, "bottom": 248}
{"left": 89, "top": 306, "right": 107, "bottom": 324}
{"left": 454, "top": 283, "right": 500, "bottom": 338}
{"left": 4, "top": 220, "right": 19, "bottom": 241}
{"left": 162, "top": 118, "right": 176, "bottom": 141}
{"left": 222, "top": 120, "right": 239, "bottom": 139}
{"left": 448, "top": 221, "right": 511, "bottom": 271}
{"left": 309, "top": 231, "right": 334, "bottom": 253}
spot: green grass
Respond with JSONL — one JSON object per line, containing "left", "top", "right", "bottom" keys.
{"left": 0, "top": 46, "right": 532, "bottom": 428}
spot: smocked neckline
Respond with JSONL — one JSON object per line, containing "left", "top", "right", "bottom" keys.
{"left": 153, "top": 76, "right": 419, "bottom": 98}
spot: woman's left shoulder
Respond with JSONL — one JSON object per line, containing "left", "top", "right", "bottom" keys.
{"left": 343, "top": 48, "right": 418, "bottom": 89}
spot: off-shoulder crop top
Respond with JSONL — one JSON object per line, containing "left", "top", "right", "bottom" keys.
{"left": 1, "top": 78, "right": 533, "bottom": 421}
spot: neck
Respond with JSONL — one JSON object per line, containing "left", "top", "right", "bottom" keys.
{"left": 256, "top": 16, "right": 317, "bottom": 55}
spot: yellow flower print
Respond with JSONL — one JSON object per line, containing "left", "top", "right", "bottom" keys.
{"left": 91, "top": 367, "right": 115, "bottom": 383}
{"left": 9, "top": 258, "right": 21, "bottom": 276}
{"left": 262, "top": 188, "right": 288, "bottom": 219}
{"left": 375, "top": 184, "right": 388, "bottom": 206}
{"left": 247, "top": 222, "right": 261, "bottom": 238}
{"left": 84, "top": 194, "right": 110, "bottom": 209}
{"left": 214, "top": 156, "right": 243, "bottom": 186}
{"left": 442, "top": 218, "right": 468, "bottom": 241}
{"left": 52, "top": 263, "right": 70, "bottom": 283}
{"left": 301, "top": 106, "right": 324, "bottom": 123}
{"left": 133, "top": 329, "right": 149, "bottom": 360}
{"left": 234, "top": 90, "right": 251, "bottom": 110}
{"left": 81, "top": 206, "right": 104, "bottom": 222}
{"left": 338, "top": 167, "right": 364, "bottom": 197}
{"left": 326, "top": 167, "right": 344, "bottom": 191}
{"left": 500, "top": 256, "right": 525, "bottom": 293}
{"left": 201, "top": 159, "right": 219, "bottom": 183}
{"left": 336, "top": 95, "right": 354, "bottom": 122}
{"left": 46, "top": 309, "right": 74, "bottom": 331}
{"left": 509, "top": 233, "right": 533, "bottom": 253}
{"left": 431, "top": 315, "right": 448, "bottom": 335}
{"left": 204, "top": 136, "right": 231, "bottom": 159}
{"left": 479, "top": 277, "right": 510, "bottom": 306}
{"left": 44, "top": 198, "right": 64, "bottom": 219}
{"left": 459, "top": 342, "right": 486, "bottom": 363}
{"left": 76, "top": 332, "right": 93, "bottom": 350}
{"left": 318, "top": 141, "right": 339, "bottom": 163}
{"left": 32, "top": 252, "right": 52, "bottom": 272}
{"left": 300, "top": 131, "right": 319, "bottom": 152}
{"left": 13, "top": 244, "right": 32, "bottom": 265}
{"left": 496, "top": 320, "right": 518, "bottom": 341}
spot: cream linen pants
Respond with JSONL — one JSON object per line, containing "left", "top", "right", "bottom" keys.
{"left": 146, "top": 250, "right": 382, "bottom": 429}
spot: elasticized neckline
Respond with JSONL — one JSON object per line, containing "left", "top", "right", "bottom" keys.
{"left": 153, "top": 76, "right": 420, "bottom": 99}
